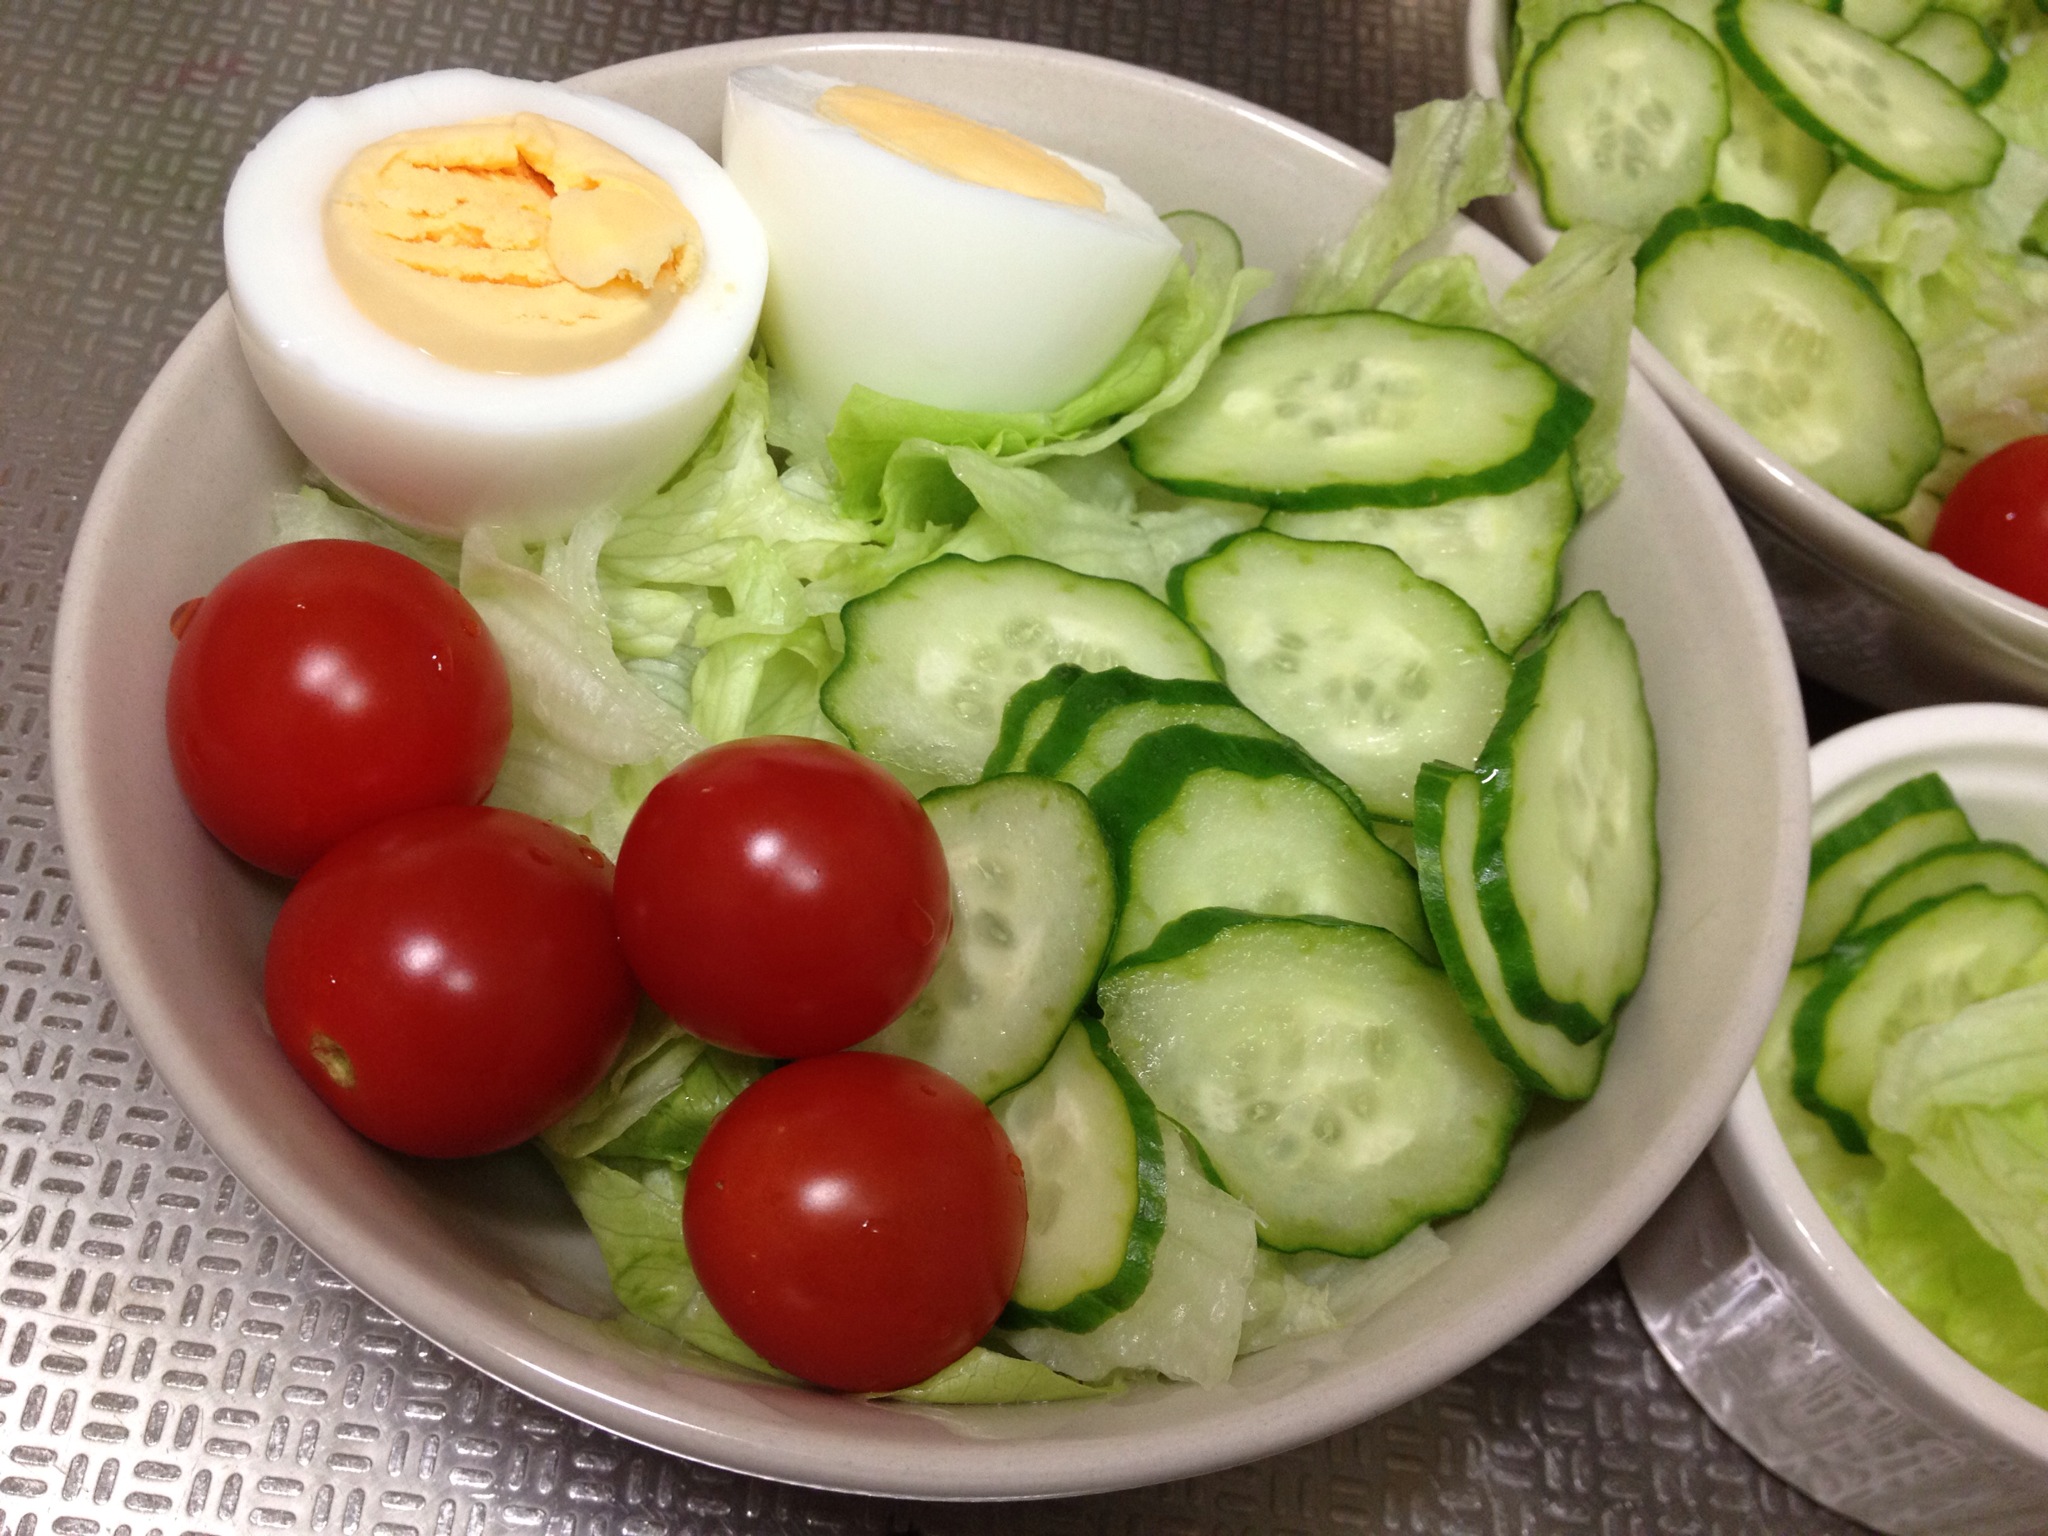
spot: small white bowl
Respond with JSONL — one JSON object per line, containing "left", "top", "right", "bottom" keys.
{"left": 52, "top": 34, "right": 1809, "bottom": 1500}
{"left": 1465, "top": 0, "right": 2048, "bottom": 709}
{"left": 1623, "top": 704, "right": 2048, "bottom": 1536}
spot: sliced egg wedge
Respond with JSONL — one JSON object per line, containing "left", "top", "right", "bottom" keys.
{"left": 721, "top": 66, "right": 1183, "bottom": 429}
{"left": 224, "top": 69, "right": 767, "bottom": 539}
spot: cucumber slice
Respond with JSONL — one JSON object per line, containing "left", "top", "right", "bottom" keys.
{"left": 1100, "top": 912, "right": 1525, "bottom": 1255}
{"left": 1798, "top": 771, "right": 1973, "bottom": 960}
{"left": 1841, "top": 0, "right": 1930, "bottom": 39}
{"left": 1089, "top": 726, "right": 1432, "bottom": 964}
{"left": 822, "top": 555, "right": 1217, "bottom": 784}
{"left": 983, "top": 664, "right": 1086, "bottom": 778}
{"left": 1718, "top": 0, "right": 2006, "bottom": 192}
{"left": 993, "top": 1019, "right": 1167, "bottom": 1331}
{"left": 859, "top": 776, "right": 1115, "bottom": 1100}
{"left": 1792, "top": 887, "right": 2048, "bottom": 1151}
{"left": 1635, "top": 201, "right": 1945, "bottom": 516}
{"left": 1023, "top": 669, "right": 1284, "bottom": 789}
{"left": 1846, "top": 839, "right": 2048, "bottom": 933}
{"left": 1172, "top": 530, "right": 1511, "bottom": 821}
{"left": 1518, "top": 5, "right": 1731, "bottom": 232}
{"left": 998, "top": 1125, "right": 1257, "bottom": 1387}
{"left": 1474, "top": 592, "right": 1659, "bottom": 1043}
{"left": 1714, "top": 67, "right": 1835, "bottom": 219}
{"left": 1894, "top": 8, "right": 2006, "bottom": 102}
{"left": 1024, "top": 667, "right": 1373, "bottom": 825}
{"left": 1646, "top": 0, "right": 1835, "bottom": 218}
{"left": 1128, "top": 311, "right": 1592, "bottom": 510}
{"left": 1416, "top": 763, "right": 1612, "bottom": 1100}
{"left": 1266, "top": 458, "right": 1579, "bottom": 653}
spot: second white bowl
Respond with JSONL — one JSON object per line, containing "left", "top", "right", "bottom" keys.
{"left": 1625, "top": 705, "right": 2048, "bottom": 1535}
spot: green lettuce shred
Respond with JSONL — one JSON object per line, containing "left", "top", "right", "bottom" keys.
{"left": 880, "top": 1348, "right": 1106, "bottom": 1403}
{"left": 1871, "top": 981, "right": 2048, "bottom": 1312}
{"left": 1292, "top": 95, "right": 1515, "bottom": 315}
{"left": 1498, "top": 224, "right": 1641, "bottom": 509}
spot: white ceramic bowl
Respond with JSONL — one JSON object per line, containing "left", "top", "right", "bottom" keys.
{"left": 51, "top": 34, "right": 1810, "bottom": 1500}
{"left": 1623, "top": 704, "right": 2048, "bottom": 1535}
{"left": 1465, "top": 0, "right": 2048, "bottom": 709}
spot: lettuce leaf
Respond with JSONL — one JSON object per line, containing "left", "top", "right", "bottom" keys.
{"left": 594, "top": 1046, "right": 771, "bottom": 1168}
{"left": 1376, "top": 253, "right": 1504, "bottom": 330}
{"left": 541, "top": 1006, "right": 707, "bottom": 1159}
{"left": 1292, "top": 95, "right": 1514, "bottom": 316}
{"left": 1870, "top": 980, "right": 2048, "bottom": 1311}
{"left": 881, "top": 443, "right": 1261, "bottom": 600}
{"left": 1497, "top": 224, "right": 1641, "bottom": 508}
{"left": 544, "top": 1150, "right": 699, "bottom": 1336}
{"left": 1860, "top": 1136, "right": 2048, "bottom": 1409}
{"left": 460, "top": 521, "right": 698, "bottom": 767}
{"left": 880, "top": 1348, "right": 1105, "bottom": 1403}
{"left": 1237, "top": 1223, "right": 1449, "bottom": 1355}
{"left": 272, "top": 485, "right": 461, "bottom": 583}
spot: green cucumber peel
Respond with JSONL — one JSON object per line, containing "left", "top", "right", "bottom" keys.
{"left": 983, "top": 663, "right": 1088, "bottom": 778}
{"left": 1790, "top": 894, "right": 1960, "bottom": 1154}
{"left": 995, "top": 1017, "right": 1170, "bottom": 1334}
{"left": 1809, "top": 770, "right": 1962, "bottom": 882}
{"left": 1471, "top": 592, "right": 1658, "bottom": 1045}
{"left": 1414, "top": 760, "right": 1614, "bottom": 1099}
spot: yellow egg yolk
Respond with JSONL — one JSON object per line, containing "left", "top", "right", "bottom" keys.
{"left": 814, "top": 85, "right": 1105, "bottom": 211}
{"left": 324, "top": 112, "right": 702, "bottom": 374}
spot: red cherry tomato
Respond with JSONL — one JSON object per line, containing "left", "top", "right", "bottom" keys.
{"left": 683, "top": 1052, "right": 1027, "bottom": 1392}
{"left": 264, "top": 805, "right": 638, "bottom": 1158}
{"left": 1931, "top": 435, "right": 2048, "bottom": 606}
{"left": 612, "top": 737, "right": 951, "bottom": 1057}
{"left": 166, "top": 540, "right": 512, "bottom": 876}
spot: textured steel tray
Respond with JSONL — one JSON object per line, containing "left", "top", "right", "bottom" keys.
{"left": 0, "top": 1, "right": 1869, "bottom": 1530}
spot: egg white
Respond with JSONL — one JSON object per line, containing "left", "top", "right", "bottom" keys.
{"left": 721, "top": 66, "right": 1184, "bottom": 429}
{"left": 223, "top": 69, "right": 768, "bottom": 540}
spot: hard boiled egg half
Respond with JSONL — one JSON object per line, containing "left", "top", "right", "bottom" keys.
{"left": 721, "top": 67, "right": 1183, "bottom": 428}
{"left": 224, "top": 70, "right": 767, "bottom": 539}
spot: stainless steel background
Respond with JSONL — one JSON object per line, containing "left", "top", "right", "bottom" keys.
{"left": 1, "top": 2, "right": 1868, "bottom": 1531}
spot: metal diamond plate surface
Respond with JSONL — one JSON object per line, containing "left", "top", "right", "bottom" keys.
{"left": 0, "top": 1, "right": 1873, "bottom": 1531}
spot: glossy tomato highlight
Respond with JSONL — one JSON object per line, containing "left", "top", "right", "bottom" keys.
{"left": 265, "top": 805, "right": 638, "bottom": 1158}
{"left": 612, "top": 736, "right": 951, "bottom": 1057}
{"left": 166, "top": 539, "right": 511, "bottom": 876}
{"left": 683, "top": 1052, "right": 1028, "bottom": 1393}
{"left": 1932, "top": 435, "right": 2048, "bottom": 607}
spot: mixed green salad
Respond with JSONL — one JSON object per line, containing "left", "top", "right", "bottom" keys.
{"left": 269, "top": 95, "right": 1662, "bottom": 1401}
{"left": 1504, "top": 0, "right": 2048, "bottom": 544}
{"left": 1765, "top": 770, "right": 2048, "bottom": 1407}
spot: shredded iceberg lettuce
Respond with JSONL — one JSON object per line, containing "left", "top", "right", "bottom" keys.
{"left": 1293, "top": 95, "right": 1516, "bottom": 315}
{"left": 1871, "top": 981, "right": 2048, "bottom": 1312}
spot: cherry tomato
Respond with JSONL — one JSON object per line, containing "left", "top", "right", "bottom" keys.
{"left": 166, "top": 539, "right": 512, "bottom": 876}
{"left": 1931, "top": 435, "right": 2048, "bottom": 606}
{"left": 683, "top": 1052, "right": 1027, "bottom": 1392}
{"left": 612, "top": 737, "right": 951, "bottom": 1057}
{"left": 264, "top": 805, "right": 638, "bottom": 1158}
